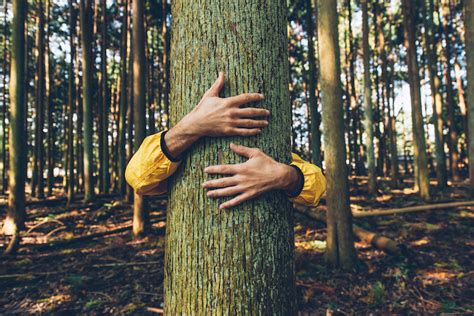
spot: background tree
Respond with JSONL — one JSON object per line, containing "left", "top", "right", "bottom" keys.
{"left": 164, "top": 0, "right": 295, "bottom": 313}
{"left": 2, "top": 0, "right": 27, "bottom": 254}
{"left": 465, "top": 0, "right": 474, "bottom": 191}
{"left": 402, "top": 0, "right": 430, "bottom": 200}
{"left": 317, "top": 0, "right": 356, "bottom": 270}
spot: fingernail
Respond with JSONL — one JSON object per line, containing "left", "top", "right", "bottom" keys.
{"left": 219, "top": 205, "right": 226, "bottom": 210}
{"left": 259, "top": 94, "right": 265, "bottom": 99}
{"left": 264, "top": 121, "right": 269, "bottom": 125}
{"left": 266, "top": 110, "right": 271, "bottom": 115}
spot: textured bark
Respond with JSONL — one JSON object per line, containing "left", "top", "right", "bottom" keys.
{"left": 362, "top": 0, "right": 376, "bottom": 196}
{"left": 465, "top": 0, "right": 474, "bottom": 191}
{"left": 79, "top": 0, "right": 94, "bottom": 202}
{"left": 402, "top": 0, "right": 431, "bottom": 201}
{"left": 305, "top": 0, "right": 321, "bottom": 167}
{"left": 45, "top": 0, "right": 53, "bottom": 196}
{"left": 423, "top": 0, "right": 447, "bottom": 189}
{"left": 318, "top": 0, "right": 356, "bottom": 270}
{"left": 165, "top": 0, "right": 295, "bottom": 313}
{"left": 3, "top": 0, "right": 27, "bottom": 237}
{"left": 131, "top": 0, "right": 148, "bottom": 237}
{"left": 118, "top": 0, "right": 128, "bottom": 197}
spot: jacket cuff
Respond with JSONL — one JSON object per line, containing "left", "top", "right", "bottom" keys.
{"left": 287, "top": 164, "right": 305, "bottom": 198}
{"left": 160, "top": 131, "right": 182, "bottom": 163}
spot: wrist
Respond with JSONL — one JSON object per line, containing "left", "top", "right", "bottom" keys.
{"left": 275, "top": 163, "right": 299, "bottom": 192}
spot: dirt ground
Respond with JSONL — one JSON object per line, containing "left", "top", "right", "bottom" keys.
{"left": 0, "top": 179, "right": 473, "bottom": 314}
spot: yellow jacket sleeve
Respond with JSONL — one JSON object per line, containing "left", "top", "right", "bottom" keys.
{"left": 289, "top": 153, "right": 326, "bottom": 207}
{"left": 125, "top": 131, "right": 181, "bottom": 196}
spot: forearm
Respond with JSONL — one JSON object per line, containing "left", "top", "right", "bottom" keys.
{"left": 163, "top": 115, "right": 200, "bottom": 160}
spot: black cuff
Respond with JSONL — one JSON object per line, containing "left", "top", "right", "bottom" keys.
{"left": 161, "top": 131, "right": 182, "bottom": 162}
{"left": 287, "top": 165, "right": 305, "bottom": 198}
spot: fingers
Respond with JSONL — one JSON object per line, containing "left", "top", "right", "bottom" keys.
{"left": 204, "top": 164, "right": 240, "bottom": 175}
{"left": 226, "top": 93, "right": 264, "bottom": 106}
{"left": 235, "top": 119, "right": 268, "bottom": 129}
{"left": 229, "top": 143, "right": 259, "bottom": 158}
{"left": 205, "top": 72, "right": 225, "bottom": 97}
{"left": 206, "top": 185, "right": 242, "bottom": 198}
{"left": 237, "top": 107, "right": 271, "bottom": 118}
{"left": 202, "top": 176, "right": 239, "bottom": 189}
{"left": 219, "top": 192, "right": 253, "bottom": 210}
{"left": 230, "top": 128, "right": 262, "bottom": 137}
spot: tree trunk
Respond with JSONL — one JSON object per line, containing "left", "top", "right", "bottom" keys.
{"left": 402, "top": 0, "right": 431, "bottom": 201}
{"left": 318, "top": 0, "right": 357, "bottom": 270}
{"left": 118, "top": 0, "right": 128, "bottom": 197}
{"left": 362, "top": 0, "right": 376, "bottom": 196}
{"left": 305, "top": 0, "right": 321, "bottom": 167}
{"left": 67, "top": 0, "right": 76, "bottom": 205}
{"left": 131, "top": 0, "right": 148, "bottom": 237}
{"left": 1, "top": 0, "right": 9, "bottom": 195}
{"left": 465, "top": 0, "right": 474, "bottom": 191}
{"left": 165, "top": 0, "right": 295, "bottom": 313}
{"left": 441, "top": 0, "right": 460, "bottom": 181}
{"left": 423, "top": 0, "right": 448, "bottom": 189}
{"left": 3, "top": 0, "right": 27, "bottom": 238}
{"left": 100, "top": 0, "right": 109, "bottom": 193}
{"left": 161, "top": 0, "right": 169, "bottom": 127}
{"left": 45, "top": 0, "right": 53, "bottom": 196}
{"left": 33, "top": 0, "right": 45, "bottom": 199}
{"left": 79, "top": 0, "right": 94, "bottom": 202}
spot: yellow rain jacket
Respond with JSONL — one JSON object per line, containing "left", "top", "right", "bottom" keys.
{"left": 125, "top": 131, "right": 326, "bottom": 207}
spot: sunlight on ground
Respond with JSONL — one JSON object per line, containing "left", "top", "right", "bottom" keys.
{"left": 295, "top": 240, "right": 326, "bottom": 252}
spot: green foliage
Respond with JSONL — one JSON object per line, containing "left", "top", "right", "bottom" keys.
{"left": 367, "top": 281, "right": 385, "bottom": 306}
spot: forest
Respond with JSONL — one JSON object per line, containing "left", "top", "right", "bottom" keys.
{"left": 0, "top": 0, "right": 473, "bottom": 314}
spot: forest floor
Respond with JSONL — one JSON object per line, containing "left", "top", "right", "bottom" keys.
{"left": 0, "top": 178, "right": 473, "bottom": 314}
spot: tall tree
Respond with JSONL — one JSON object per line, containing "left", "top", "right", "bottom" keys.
{"left": 1, "top": 0, "right": 9, "bottom": 195}
{"left": 2, "top": 0, "right": 27, "bottom": 253}
{"left": 318, "top": 0, "right": 356, "bottom": 269}
{"left": 131, "top": 0, "right": 148, "bottom": 237}
{"left": 100, "top": 0, "right": 109, "bottom": 193}
{"left": 118, "top": 0, "right": 128, "bottom": 197}
{"left": 441, "top": 0, "right": 460, "bottom": 181}
{"left": 161, "top": 0, "right": 169, "bottom": 126}
{"left": 33, "top": 0, "right": 45, "bottom": 198}
{"left": 305, "top": 0, "right": 321, "bottom": 167}
{"left": 465, "top": 0, "right": 474, "bottom": 191}
{"left": 79, "top": 0, "right": 94, "bottom": 201}
{"left": 423, "top": 0, "right": 448, "bottom": 189}
{"left": 66, "top": 0, "right": 76, "bottom": 205}
{"left": 164, "top": 0, "right": 295, "bottom": 313}
{"left": 402, "top": 0, "right": 431, "bottom": 200}
{"left": 45, "top": 0, "right": 53, "bottom": 196}
{"left": 362, "top": 0, "right": 376, "bottom": 196}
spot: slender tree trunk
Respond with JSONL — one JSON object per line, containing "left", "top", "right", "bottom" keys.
{"left": 465, "top": 0, "right": 474, "bottom": 191}
{"left": 67, "top": 0, "right": 76, "bottom": 205}
{"left": 161, "top": 0, "right": 169, "bottom": 127}
{"left": 441, "top": 0, "right": 460, "bottom": 181}
{"left": 423, "top": 0, "right": 448, "bottom": 189}
{"left": 126, "top": 7, "right": 134, "bottom": 203}
{"left": 118, "top": 0, "right": 128, "bottom": 197}
{"left": 362, "top": 0, "right": 376, "bottom": 196}
{"left": 79, "top": 0, "right": 94, "bottom": 201}
{"left": 305, "top": 0, "right": 321, "bottom": 167}
{"left": 3, "top": 0, "right": 27, "bottom": 239}
{"left": 131, "top": 0, "right": 148, "bottom": 237}
{"left": 165, "top": 0, "right": 295, "bottom": 312}
{"left": 318, "top": 0, "right": 357, "bottom": 270}
{"left": 402, "top": 0, "right": 431, "bottom": 200}
{"left": 100, "top": 0, "right": 109, "bottom": 193}
{"left": 1, "top": 0, "right": 9, "bottom": 195}
{"left": 45, "top": 0, "right": 53, "bottom": 196}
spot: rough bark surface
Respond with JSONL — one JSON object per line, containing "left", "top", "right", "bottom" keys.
{"left": 165, "top": 0, "right": 295, "bottom": 313}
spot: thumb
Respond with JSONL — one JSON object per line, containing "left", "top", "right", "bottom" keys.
{"left": 205, "top": 72, "right": 225, "bottom": 97}
{"left": 230, "top": 143, "right": 258, "bottom": 158}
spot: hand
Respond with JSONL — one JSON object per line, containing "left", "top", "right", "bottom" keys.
{"left": 202, "top": 143, "right": 301, "bottom": 209}
{"left": 178, "top": 72, "right": 270, "bottom": 138}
